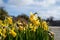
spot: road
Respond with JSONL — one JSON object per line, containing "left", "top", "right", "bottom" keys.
{"left": 49, "top": 26, "right": 60, "bottom": 40}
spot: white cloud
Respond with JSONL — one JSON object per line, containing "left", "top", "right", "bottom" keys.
{"left": 0, "top": 0, "right": 3, "bottom": 4}
{"left": 0, "top": 0, "right": 60, "bottom": 20}
{"left": 0, "top": 0, "right": 5, "bottom": 7}
{"left": 38, "top": 8, "right": 60, "bottom": 20}
{"left": 7, "top": 0, "right": 56, "bottom": 7}
{"left": 7, "top": 0, "right": 33, "bottom": 6}
{"left": 38, "top": 0, "right": 56, "bottom": 7}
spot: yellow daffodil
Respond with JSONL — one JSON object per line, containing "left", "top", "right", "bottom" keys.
{"left": 30, "top": 12, "right": 40, "bottom": 26}
{"left": 30, "top": 12, "right": 38, "bottom": 21}
{"left": 19, "top": 26, "right": 24, "bottom": 31}
{"left": 9, "top": 30, "right": 17, "bottom": 37}
{"left": 30, "top": 12, "right": 35, "bottom": 21}
{"left": 7, "top": 17, "right": 13, "bottom": 24}
{"left": 33, "top": 20, "right": 40, "bottom": 26}
{"left": 42, "top": 21, "right": 49, "bottom": 31}
{"left": 0, "top": 29, "right": 6, "bottom": 38}
{"left": 32, "top": 26, "right": 37, "bottom": 32}
{"left": 11, "top": 26, "right": 15, "bottom": 31}
{"left": 29, "top": 23, "right": 33, "bottom": 29}
{"left": 1, "top": 23, "right": 7, "bottom": 27}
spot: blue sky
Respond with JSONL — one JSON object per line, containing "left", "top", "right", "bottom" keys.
{"left": 0, "top": 0, "right": 60, "bottom": 20}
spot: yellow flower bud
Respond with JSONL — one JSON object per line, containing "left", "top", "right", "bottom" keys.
{"left": 1, "top": 33, "right": 6, "bottom": 38}
{"left": 2, "top": 28, "right": 6, "bottom": 34}
{"left": 24, "top": 27, "right": 26, "bottom": 31}
{"left": 0, "top": 29, "right": 2, "bottom": 34}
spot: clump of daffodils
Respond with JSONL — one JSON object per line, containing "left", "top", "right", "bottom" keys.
{"left": 29, "top": 12, "right": 49, "bottom": 31}
{"left": 0, "top": 12, "right": 54, "bottom": 40}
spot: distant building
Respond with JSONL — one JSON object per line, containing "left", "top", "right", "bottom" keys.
{"left": 46, "top": 20, "right": 60, "bottom": 26}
